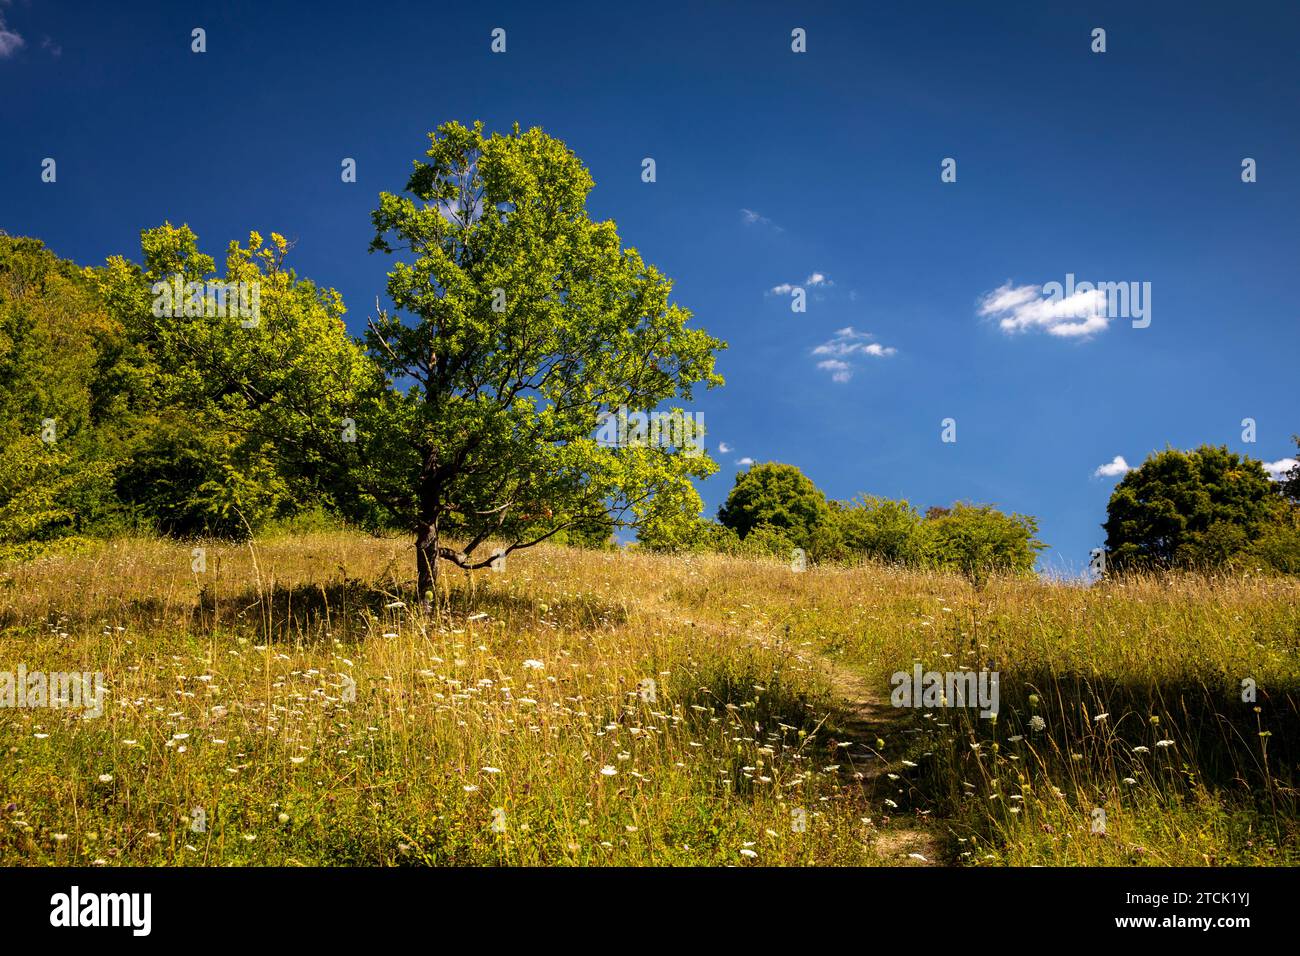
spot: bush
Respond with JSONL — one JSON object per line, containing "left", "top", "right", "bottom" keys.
{"left": 832, "top": 496, "right": 924, "bottom": 565}
{"left": 918, "top": 502, "right": 1044, "bottom": 587}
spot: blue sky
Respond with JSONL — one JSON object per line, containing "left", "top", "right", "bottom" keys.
{"left": 2, "top": 0, "right": 1298, "bottom": 573}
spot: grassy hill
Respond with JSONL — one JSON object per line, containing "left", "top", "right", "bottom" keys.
{"left": 1, "top": 532, "right": 1296, "bottom": 865}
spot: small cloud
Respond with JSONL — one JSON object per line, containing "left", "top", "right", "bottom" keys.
{"left": 740, "top": 208, "right": 781, "bottom": 231}
{"left": 0, "top": 13, "right": 24, "bottom": 58}
{"left": 736, "top": 457, "right": 755, "bottom": 467}
{"left": 817, "top": 359, "right": 852, "bottom": 383}
{"left": 811, "top": 327, "right": 896, "bottom": 382}
{"left": 40, "top": 36, "right": 61, "bottom": 58}
{"left": 1093, "top": 455, "right": 1132, "bottom": 478}
{"left": 1264, "top": 458, "right": 1296, "bottom": 480}
{"left": 767, "top": 271, "right": 831, "bottom": 296}
{"left": 979, "top": 281, "right": 1110, "bottom": 339}
{"left": 718, "top": 442, "right": 733, "bottom": 454}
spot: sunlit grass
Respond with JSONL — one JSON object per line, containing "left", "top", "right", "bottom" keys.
{"left": 2, "top": 534, "right": 1295, "bottom": 865}
{"left": 0, "top": 534, "right": 897, "bottom": 866}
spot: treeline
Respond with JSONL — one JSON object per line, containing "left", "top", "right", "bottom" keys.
{"left": 640, "top": 446, "right": 1300, "bottom": 579}
{"left": 4, "top": 226, "right": 1298, "bottom": 580}
{"left": 0, "top": 228, "right": 374, "bottom": 558}
{"left": 0, "top": 223, "right": 629, "bottom": 563}
{"left": 640, "top": 461, "right": 1044, "bottom": 585}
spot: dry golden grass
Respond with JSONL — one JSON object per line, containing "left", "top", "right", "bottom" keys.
{"left": 1, "top": 533, "right": 1295, "bottom": 866}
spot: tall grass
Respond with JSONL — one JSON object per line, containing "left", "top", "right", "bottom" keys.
{"left": 0, "top": 535, "right": 908, "bottom": 866}
{"left": 2, "top": 534, "right": 1294, "bottom": 865}
{"left": 666, "top": 556, "right": 1300, "bottom": 864}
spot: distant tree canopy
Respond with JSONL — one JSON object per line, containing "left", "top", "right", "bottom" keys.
{"left": 0, "top": 227, "right": 379, "bottom": 555}
{"left": 96, "top": 224, "right": 377, "bottom": 537}
{"left": 917, "top": 502, "right": 1043, "bottom": 585}
{"left": 700, "top": 460, "right": 1043, "bottom": 582}
{"left": 1283, "top": 437, "right": 1300, "bottom": 505}
{"left": 1103, "top": 445, "right": 1299, "bottom": 573}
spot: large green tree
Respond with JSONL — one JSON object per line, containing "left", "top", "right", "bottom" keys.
{"left": 95, "top": 224, "right": 376, "bottom": 536}
{"left": 1102, "top": 445, "right": 1281, "bottom": 571}
{"left": 359, "top": 121, "right": 724, "bottom": 601}
{"left": 717, "top": 462, "right": 830, "bottom": 548}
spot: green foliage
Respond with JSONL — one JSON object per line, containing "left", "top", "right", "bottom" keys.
{"left": 362, "top": 121, "right": 725, "bottom": 589}
{"left": 713, "top": 464, "right": 1042, "bottom": 580}
{"left": 638, "top": 516, "right": 736, "bottom": 554}
{"left": 917, "top": 502, "right": 1044, "bottom": 586}
{"left": 734, "top": 523, "right": 800, "bottom": 559}
{"left": 0, "top": 434, "right": 70, "bottom": 559}
{"left": 94, "top": 224, "right": 376, "bottom": 537}
{"left": 552, "top": 509, "right": 616, "bottom": 549}
{"left": 832, "top": 495, "right": 924, "bottom": 564}
{"left": 1245, "top": 510, "right": 1300, "bottom": 574}
{"left": 1281, "top": 436, "right": 1300, "bottom": 505}
{"left": 0, "top": 236, "right": 136, "bottom": 549}
{"left": 1104, "top": 445, "right": 1287, "bottom": 572}
{"left": 717, "top": 462, "right": 830, "bottom": 548}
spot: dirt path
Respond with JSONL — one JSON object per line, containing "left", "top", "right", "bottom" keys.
{"left": 667, "top": 611, "right": 944, "bottom": 865}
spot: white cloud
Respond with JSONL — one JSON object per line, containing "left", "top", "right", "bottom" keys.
{"left": 736, "top": 457, "right": 755, "bottom": 467}
{"left": 811, "top": 327, "right": 896, "bottom": 382}
{"left": 767, "top": 271, "right": 830, "bottom": 295}
{"left": 979, "top": 281, "right": 1111, "bottom": 339}
{"left": 740, "top": 208, "right": 780, "bottom": 231}
{"left": 817, "top": 359, "right": 852, "bottom": 383}
{"left": 0, "top": 13, "right": 24, "bottom": 58}
{"left": 1264, "top": 458, "right": 1296, "bottom": 480}
{"left": 718, "top": 442, "right": 733, "bottom": 454}
{"left": 1093, "top": 455, "right": 1132, "bottom": 478}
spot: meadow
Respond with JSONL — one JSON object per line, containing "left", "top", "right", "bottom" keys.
{"left": 1, "top": 531, "right": 1296, "bottom": 866}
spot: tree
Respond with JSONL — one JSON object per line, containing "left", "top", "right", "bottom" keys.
{"left": 0, "top": 235, "right": 130, "bottom": 550}
{"left": 361, "top": 121, "right": 724, "bottom": 602}
{"left": 919, "top": 502, "right": 1043, "bottom": 586}
{"left": 834, "top": 495, "right": 924, "bottom": 564}
{"left": 1282, "top": 436, "right": 1300, "bottom": 505}
{"left": 95, "top": 224, "right": 375, "bottom": 537}
{"left": 1103, "top": 445, "right": 1279, "bottom": 571}
{"left": 717, "top": 462, "right": 829, "bottom": 548}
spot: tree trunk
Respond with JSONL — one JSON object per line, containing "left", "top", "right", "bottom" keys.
{"left": 416, "top": 523, "right": 437, "bottom": 611}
